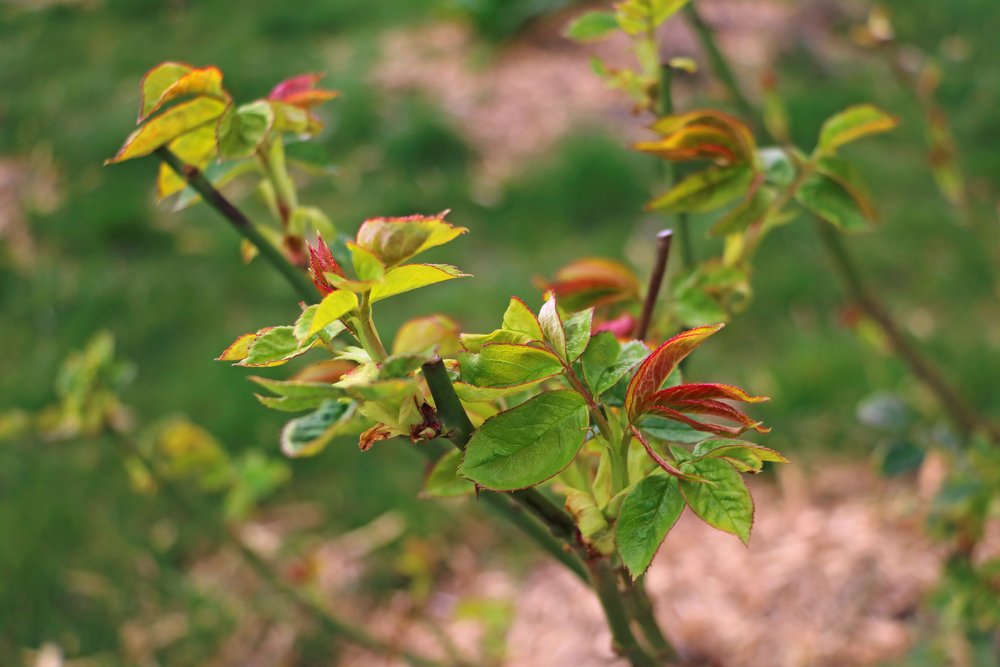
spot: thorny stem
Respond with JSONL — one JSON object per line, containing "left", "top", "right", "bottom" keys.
{"left": 635, "top": 230, "right": 674, "bottom": 341}
{"left": 119, "top": 434, "right": 449, "bottom": 667}
{"left": 154, "top": 147, "right": 316, "bottom": 302}
{"left": 626, "top": 575, "right": 677, "bottom": 661}
{"left": 813, "top": 219, "right": 998, "bottom": 441}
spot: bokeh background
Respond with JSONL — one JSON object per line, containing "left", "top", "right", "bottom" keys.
{"left": 2, "top": 0, "right": 999, "bottom": 665}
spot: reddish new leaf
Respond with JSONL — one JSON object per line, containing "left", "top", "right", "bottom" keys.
{"left": 653, "top": 397, "right": 769, "bottom": 434}
{"left": 307, "top": 235, "right": 345, "bottom": 296}
{"left": 652, "top": 383, "right": 768, "bottom": 404}
{"left": 631, "top": 426, "right": 688, "bottom": 479}
{"left": 268, "top": 73, "right": 340, "bottom": 109}
{"left": 625, "top": 323, "right": 725, "bottom": 421}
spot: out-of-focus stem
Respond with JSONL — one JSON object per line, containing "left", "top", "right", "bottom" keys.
{"left": 154, "top": 147, "right": 316, "bottom": 302}
{"left": 683, "top": 2, "right": 756, "bottom": 122}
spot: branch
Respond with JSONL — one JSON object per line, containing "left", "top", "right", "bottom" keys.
{"left": 154, "top": 147, "right": 317, "bottom": 303}
{"left": 813, "top": 219, "right": 998, "bottom": 441}
{"left": 635, "top": 230, "right": 673, "bottom": 341}
{"left": 683, "top": 2, "right": 757, "bottom": 122}
{"left": 120, "top": 435, "right": 449, "bottom": 667}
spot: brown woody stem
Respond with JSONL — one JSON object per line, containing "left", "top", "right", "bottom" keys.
{"left": 635, "top": 230, "right": 673, "bottom": 341}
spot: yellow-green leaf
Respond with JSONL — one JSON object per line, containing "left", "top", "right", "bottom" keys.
{"left": 142, "top": 65, "right": 228, "bottom": 122}
{"left": 108, "top": 97, "right": 228, "bottom": 164}
{"left": 647, "top": 165, "right": 756, "bottom": 214}
{"left": 309, "top": 290, "right": 359, "bottom": 336}
{"left": 156, "top": 123, "right": 218, "bottom": 199}
{"left": 369, "top": 264, "right": 468, "bottom": 303}
{"left": 393, "top": 315, "right": 461, "bottom": 356}
{"left": 501, "top": 296, "right": 543, "bottom": 340}
{"left": 139, "top": 62, "right": 194, "bottom": 120}
{"left": 237, "top": 326, "right": 319, "bottom": 367}
{"left": 679, "top": 458, "right": 754, "bottom": 544}
{"left": 564, "top": 11, "right": 619, "bottom": 42}
{"left": 422, "top": 449, "right": 475, "bottom": 498}
{"left": 795, "top": 173, "right": 871, "bottom": 232}
{"left": 458, "top": 343, "right": 564, "bottom": 388}
{"left": 817, "top": 104, "right": 898, "bottom": 156}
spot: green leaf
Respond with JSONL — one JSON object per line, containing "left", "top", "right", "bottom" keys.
{"left": 251, "top": 376, "right": 346, "bottom": 412}
{"left": 640, "top": 416, "right": 707, "bottom": 443}
{"left": 369, "top": 264, "right": 468, "bottom": 303}
{"left": 458, "top": 344, "right": 564, "bottom": 388}
{"left": 293, "top": 305, "right": 346, "bottom": 344}
{"left": 108, "top": 97, "right": 228, "bottom": 164}
{"left": 814, "top": 156, "right": 877, "bottom": 221}
{"left": 309, "top": 291, "right": 359, "bottom": 336}
{"left": 393, "top": 315, "right": 460, "bottom": 357}
{"left": 217, "top": 100, "right": 274, "bottom": 160}
{"left": 453, "top": 382, "right": 540, "bottom": 404}
{"left": 795, "top": 173, "right": 871, "bottom": 231}
{"left": 280, "top": 400, "right": 362, "bottom": 458}
{"left": 538, "top": 296, "right": 567, "bottom": 359}
{"left": 647, "top": 166, "right": 756, "bottom": 214}
{"left": 582, "top": 334, "right": 649, "bottom": 396}
{"left": 460, "top": 391, "right": 589, "bottom": 491}
{"left": 710, "top": 187, "right": 775, "bottom": 237}
{"left": 423, "top": 449, "right": 475, "bottom": 498}
{"left": 817, "top": 104, "right": 898, "bottom": 156}
{"left": 679, "top": 458, "right": 754, "bottom": 544}
{"left": 347, "top": 242, "right": 386, "bottom": 282}
{"left": 563, "top": 309, "right": 594, "bottom": 362}
{"left": 616, "top": 0, "right": 691, "bottom": 34}
{"left": 617, "top": 473, "right": 685, "bottom": 579}
{"left": 564, "top": 11, "right": 619, "bottom": 42}
{"left": 501, "top": 297, "right": 543, "bottom": 340}
{"left": 691, "top": 439, "right": 787, "bottom": 473}
{"left": 237, "top": 327, "right": 318, "bottom": 367}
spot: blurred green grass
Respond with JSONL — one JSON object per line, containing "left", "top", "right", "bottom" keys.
{"left": 2, "top": 0, "right": 999, "bottom": 661}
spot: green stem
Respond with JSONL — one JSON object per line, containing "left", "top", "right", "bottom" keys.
{"left": 258, "top": 139, "right": 298, "bottom": 227}
{"left": 154, "top": 147, "right": 316, "bottom": 302}
{"left": 812, "top": 219, "right": 997, "bottom": 441}
{"left": 356, "top": 295, "right": 389, "bottom": 362}
{"left": 652, "top": 56, "right": 693, "bottom": 268}
{"left": 588, "top": 559, "right": 657, "bottom": 667}
{"left": 683, "top": 2, "right": 756, "bottom": 122}
{"left": 626, "top": 576, "right": 676, "bottom": 661}
{"left": 120, "top": 435, "right": 448, "bottom": 667}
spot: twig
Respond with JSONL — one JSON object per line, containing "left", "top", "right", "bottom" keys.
{"left": 812, "top": 219, "right": 997, "bottom": 441}
{"left": 119, "top": 435, "right": 449, "bottom": 667}
{"left": 154, "top": 147, "right": 317, "bottom": 302}
{"left": 683, "top": 2, "right": 756, "bottom": 122}
{"left": 635, "top": 230, "right": 673, "bottom": 340}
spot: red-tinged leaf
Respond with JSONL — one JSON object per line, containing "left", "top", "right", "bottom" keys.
{"left": 817, "top": 104, "right": 898, "bottom": 155}
{"left": 652, "top": 382, "right": 768, "bottom": 404}
{"left": 634, "top": 124, "right": 743, "bottom": 164}
{"left": 646, "top": 165, "right": 756, "bottom": 214}
{"left": 544, "top": 258, "right": 641, "bottom": 311}
{"left": 625, "top": 323, "right": 725, "bottom": 421}
{"left": 107, "top": 97, "right": 228, "bottom": 164}
{"left": 650, "top": 110, "right": 756, "bottom": 163}
{"left": 593, "top": 313, "right": 638, "bottom": 339}
{"left": 141, "top": 66, "right": 228, "bottom": 122}
{"left": 631, "top": 426, "right": 691, "bottom": 479}
{"left": 646, "top": 405, "right": 747, "bottom": 437}
{"left": 355, "top": 211, "right": 467, "bottom": 268}
{"left": 216, "top": 332, "right": 260, "bottom": 362}
{"left": 658, "top": 398, "right": 769, "bottom": 432}
{"left": 307, "top": 234, "right": 344, "bottom": 295}
{"left": 268, "top": 73, "right": 339, "bottom": 109}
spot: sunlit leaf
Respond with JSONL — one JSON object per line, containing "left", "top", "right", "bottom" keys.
{"left": 538, "top": 296, "right": 567, "bottom": 360}
{"left": 309, "top": 290, "right": 359, "bottom": 336}
{"left": 369, "top": 264, "right": 469, "bottom": 303}
{"left": 501, "top": 297, "right": 544, "bottom": 340}
{"left": 679, "top": 457, "right": 755, "bottom": 544}
{"left": 347, "top": 242, "right": 386, "bottom": 282}
{"left": 108, "top": 97, "right": 228, "bottom": 164}
{"left": 617, "top": 472, "right": 685, "bottom": 579}
{"left": 817, "top": 104, "right": 898, "bottom": 155}
{"left": 156, "top": 123, "right": 217, "bottom": 199}
{"left": 237, "top": 327, "right": 319, "bottom": 367}
{"left": 216, "top": 332, "right": 258, "bottom": 362}
{"left": 141, "top": 65, "right": 228, "bottom": 122}
{"left": 647, "top": 165, "right": 756, "bottom": 214}
{"left": 460, "top": 391, "right": 589, "bottom": 490}
{"left": 458, "top": 343, "right": 564, "bottom": 388}
{"left": 563, "top": 308, "right": 594, "bottom": 362}
{"left": 139, "top": 62, "right": 194, "bottom": 120}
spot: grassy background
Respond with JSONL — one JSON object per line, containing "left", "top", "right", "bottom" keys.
{"left": 1, "top": 0, "right": 998, "bottom": 662}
